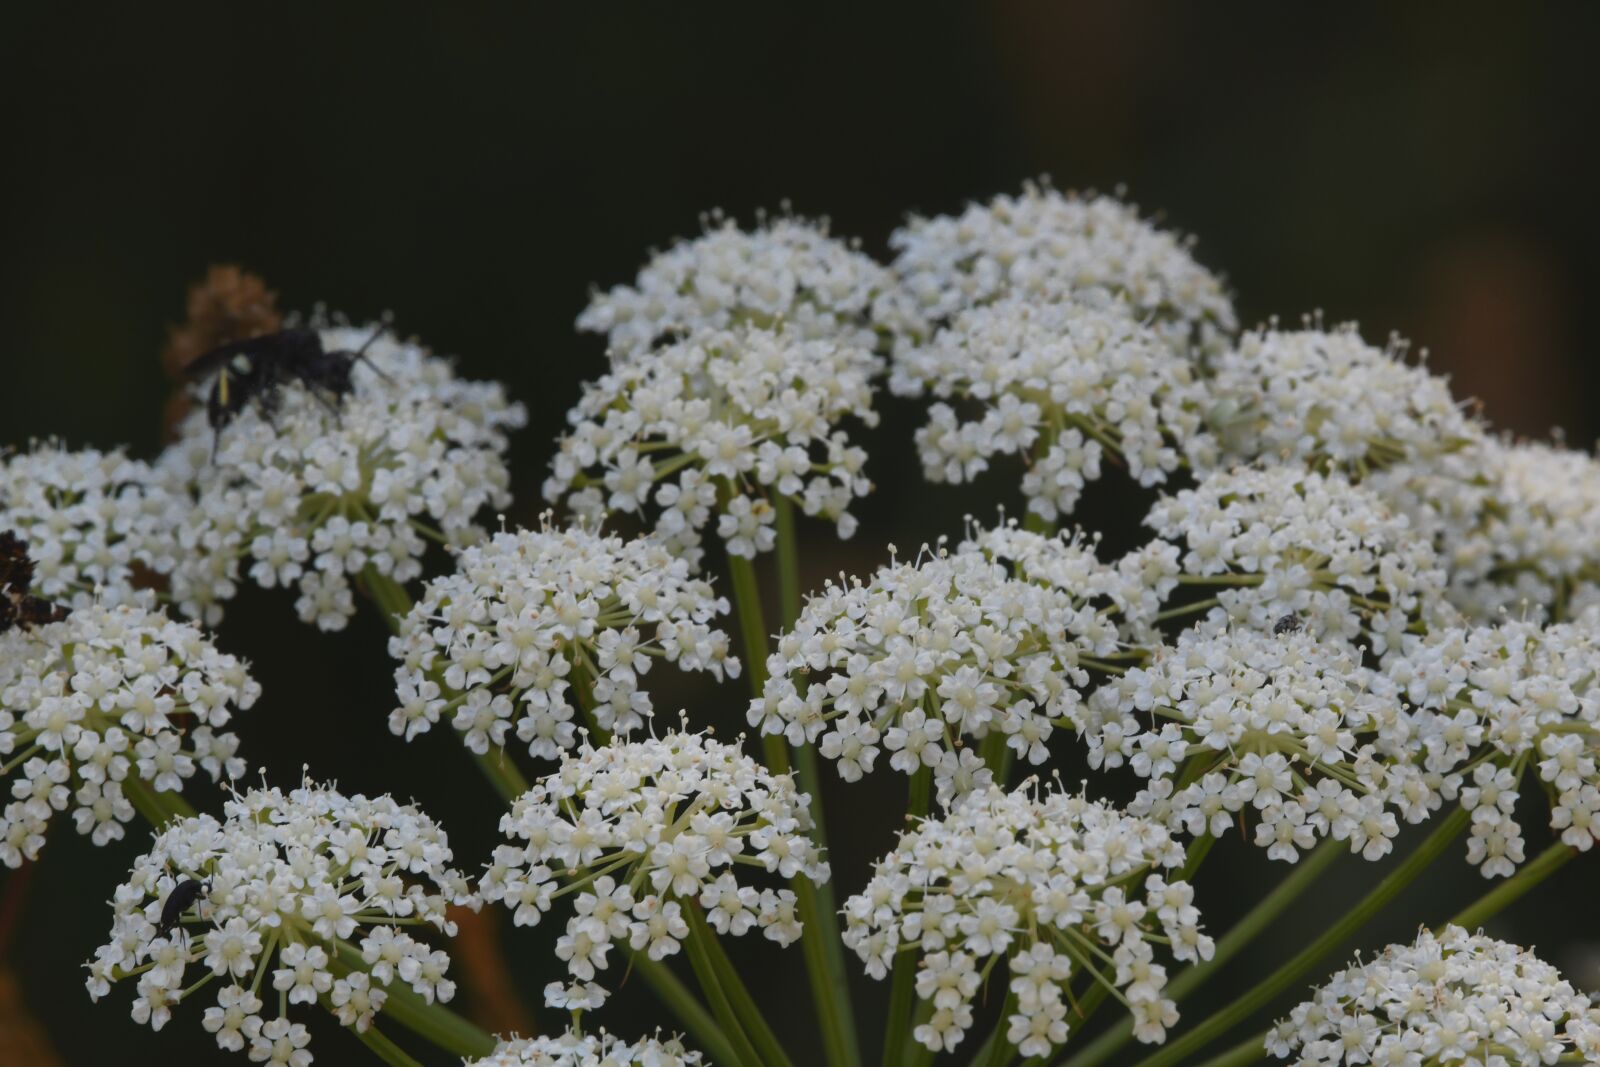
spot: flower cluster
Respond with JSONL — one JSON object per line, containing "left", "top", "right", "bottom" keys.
{"left": 1206, "top": 324, "right": 1486, "bottom": 479}
{"left": 155, "top": 323, "right": 526, "bottom": 629}
{"left": 1387, "top": 617, "right": 1600, "bottom": 876}
{"left": 546, "top": 324, "right": 877, "bottom": 561}
{"left": 843, "top": 784, "right": 1210, "bottom": 1057}
{"left": 750, "top": 525, "right": 1144, "bottom": 801}
{"left": 479, "top": 732, "right": 826, "bottom": 997}
{"left": 1402, "top": 439, "right": 1600, "bottom": 622}
{"left": 888, "top": 182, "right": 1236, "bottom": 355}
{"left": 1, "top": 602, "right": 254, "bottom": 866}
{"left": 1138, "top": 465, "right": 1450, "bottom": 653}
{"left": 577, "top": 212, "right": 915, "bottom": 358}
{"left": 469, "top": 1030, "right": 702, "bottom": 1067}
{"left": 891, "top": 296, "right": 1216, "bottom": 522}
{"left": 388, "top": 521, "right": 738, "bottom": 755}
{"left": 1267, "top": 925, "right": 1600, "bottom": 1065}
{"left": 0, "top": 444, "right": 183, "bottom": 610}
{"left": 1090, "top": 626, "right": 1425, "bottom": 863}
{"left": 86, "top": 781, "right": 471, "bottom": 1064}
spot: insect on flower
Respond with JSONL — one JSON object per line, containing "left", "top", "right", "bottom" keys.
{"left": 1273, "top": 612, "right": 1303, "bottom": 635}
{"left": 0, "top": 530, "right": 69, "bottom": 633}
{"left": 185, "top": 321, "right": 390, "bottom": 448}
{"left": 154, "top": 876, "right": 209, "bottom": 943}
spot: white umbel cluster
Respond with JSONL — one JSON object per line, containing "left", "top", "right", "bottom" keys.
{"left": 751, "top": 526, "right": 1145, "bottom": 803}
{"left": 1138, "top": 465, "right": 1451, "bottom": 653}
{"left": 891, "top": 295, "right": 1217, "bottom": 522}
{"left": 1267, "top": 926, "right": 1600, "bottom": 1066}
{"left": 546, "top": 324, "right": 878, "bottom": 562}
{"left": 1090, "top": 626, "right": 1422, "bottom": 863}
{"left": 1, "top": 601, "right": 254, "bottom": 866}
{"left": 578, "top": 212, "right": 916, "bottom": 359}
{"left": 479, "top": 732, "right": 826, "bottom": 998}
{"left": 468, "top": 1029, "right": 702, "bottom": 1067}
{"left": 388, "top": 521, "right": 737, "bottom": 756}
{"left": 85, "top": 780, "right": 472, "bottom": 1065}
{"left": 0, "top": 444, "right": 185, "bottom": 611}
{"left": 888, "top": 182, "right": 1236, "bottom": 355}
{"left": 1388, "top": 617, "right": 1600, "bottom": 876}
{"left": 843, "top": 783, "right": 1210, "bottom": 1057}
{"left": 1206, "top": 325, "right": 1486, "bottom": 480}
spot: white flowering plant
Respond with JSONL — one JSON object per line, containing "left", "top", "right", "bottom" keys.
{"left": 5, "top": 182, "right": 1598, "bottom": 1067}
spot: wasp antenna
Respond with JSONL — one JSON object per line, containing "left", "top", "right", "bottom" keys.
{"left": 353, "top": 320, "right": 395, "bottom": 382}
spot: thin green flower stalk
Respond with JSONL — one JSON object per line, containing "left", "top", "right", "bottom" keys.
{"left": 1054, "top": 837, "right": 1343, "bottom": 1067}
{"left": 726, "top": 544, "right": 863, "bottom": 1067}
{"left": 1111, "top": 807, "right": 1470, "bottom": 1067}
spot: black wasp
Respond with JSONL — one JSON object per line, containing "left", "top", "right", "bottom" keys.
{"left": 186, "top": 321, "right": 389, "bottom": 449}
{"left": 0, "top": 530, "right": 69, "bottom": 634}
{"left": 155, "top": 876, "right": 210, "bottom": 942}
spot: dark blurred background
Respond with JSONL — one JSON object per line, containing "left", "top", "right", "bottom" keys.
{"left": 3, "top": 7, "right": 1598, "bottom": 1066}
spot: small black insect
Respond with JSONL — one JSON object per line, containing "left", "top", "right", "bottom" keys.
{"left": 185, "top": 321, "right": 389, "bottom": 449}
{"left": 0, "top": 530, "right": 70, "bottom": 634}
{"left": 155, "top": 877, "right": 210, "bottom": 942}
{"left": 1273, "top": 612, "right": 1303, "bottom": 635}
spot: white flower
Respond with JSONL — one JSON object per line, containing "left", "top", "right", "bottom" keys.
{"left": 577, "top": 210, "right": 916, "bottom": 359}
{"left": 1268, "top": 926, "right": 1600, "bottom": 1066}
{"left": 751, "top": 524, "right": 1149, "bottom": 802}
{"left": 1380, "top": 438, "right": 1600, "bottom": 622}
{"left": 889, "top": 180, "right": 1236, "bottom": 356}
{"left": 1387, "top": 617, "right": 1600, "bottom": 875}
{"left": 843, "top": 783, "right": 1207, "bottom": 1058}
{"left": 1, "top": 445, "right": 188, "bottom": 610}
{"left": 1139, "top": 465, "right": 1452, "bottom": 654}
{"left": 479, "top": 731, "right": 826, "bottom": 992}
{"left": 388, "top": 520, "right": 737, "bottom": 756}
{"left": 892, "top": 296, "right": 1218, "bottom": 521}
{"left": 1092, "top": 626, "right": 1419, "bottom": 862}
{"left": 471, "top": 1028, "right": 703, "bottom": 1066}
{"left": 0, "top": 602, "right": 255, "bottom": 867}
{"left": 1206, "top": 324, "right": 1485, "bottom": 479}
{"left": 85, "top": 780, "right": 470, "bottom": 1061}
{"left": 546, "top": 324, "right": 878, "bottom": 563}
{"left": 154, "top": 321, "right": 526, "bottom": 630}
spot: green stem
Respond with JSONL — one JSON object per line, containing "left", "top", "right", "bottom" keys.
{"left": 687, "top": 905, "right": 796, "bottom": 1067}
{"left": 360, "top": 564, "right": 413, "bottom": 631}
{"left": 682, "top": 910, "right": 764, "bottom": 1067}
{"left": 977, "top": 988, "right": 1020, "bottom": 1067}
{"left": 977, "top": 729, "right": 1014, "bottom": 787}
{"left": 1190, "top": 1033, "right": 1266, "bottom": 1067}
{"left": 726, "top": 545, "right": 862, "bottom": 1067}
{"left": 882, "top": 769, "right": 932, "bottom": 1067}
{"left": 774, "top": 494, "right": 802, "bottom": 629}
{"left": 727, "top": 550, "right": 773, "bottom": 694}
{"left": 352, "top": 1025, "right": 428, "bottom": 1067}
{"left": 1446, "top": 841, "right": 1578, "bottom": 932}
{"left": 122, "top": 777, "right": 197, "bottom": 826}
{"left": 1056, "top": 837, "right": 1341, "bottom": 1067}
{"left": 473, "top": 749, "right": 530, "bottom": 802}
{"left": 1118, "top": 808, "right": 1470, "bottom": 1067}
{"left": 635, "top": 955, "right": 744, "bottom": 1067}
